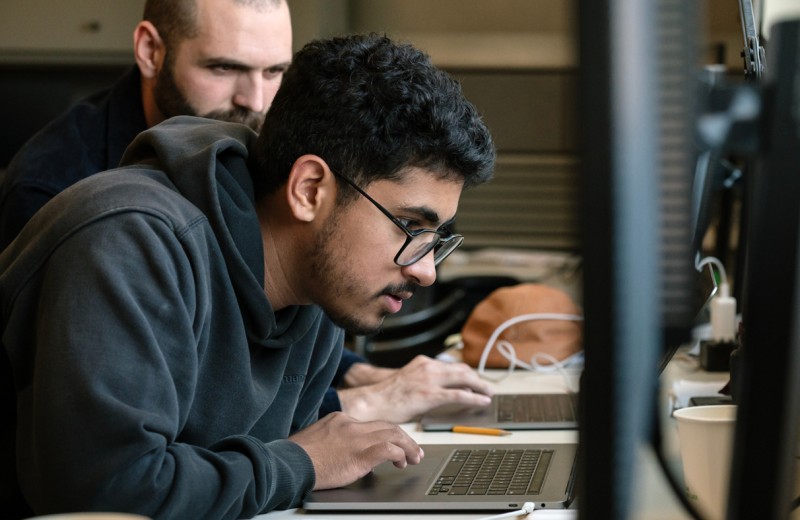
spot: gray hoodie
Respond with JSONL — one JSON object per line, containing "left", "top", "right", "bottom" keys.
{"left": 0, "top": 116, "right": 343, "bottom": 519}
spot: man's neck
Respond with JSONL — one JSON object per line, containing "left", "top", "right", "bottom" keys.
{"left": 257, "top": 200, "right": 307, "bottom": 311}
{"left": 141, "top": 78, "right": 165, "bottom": 128}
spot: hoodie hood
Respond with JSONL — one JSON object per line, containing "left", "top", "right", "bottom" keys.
{"left": 119, "top": 115, "right": 317, "bottom": 346}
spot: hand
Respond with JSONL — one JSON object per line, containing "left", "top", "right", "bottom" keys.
{"left": 337, "top": 355, "right": 494, "bottom": 422}
{"left": 289, "top": 412, "right": 424, "bottom": 490}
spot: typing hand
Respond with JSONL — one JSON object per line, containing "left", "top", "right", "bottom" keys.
{"left": 337, "top": 355, "right": 494, "bottom": 423}
{"left": 289, "top": 412, "right": 424, "bottom": 490}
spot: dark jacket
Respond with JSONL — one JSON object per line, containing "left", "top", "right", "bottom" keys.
{"left": 0, "top": 116, "right": 343, "bottom": 519}
{"left": 0, "top": 66, "right": 362, "bottom": 415}
{"left": 0, "top": 67, "right": 146, "bottom": 250}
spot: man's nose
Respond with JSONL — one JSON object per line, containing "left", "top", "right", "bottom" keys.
{"left": 233, "top": 72, "right": 266, "bottom": 113}
{"left": 401, "top": 251, "right": 437, "bottom": 288}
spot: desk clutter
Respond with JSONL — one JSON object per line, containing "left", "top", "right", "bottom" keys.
{"left": 349, "top": 248, "right": 583, "bottom": 368}
{"left": 460, "top": 283, "right": 583, "bottom": 370}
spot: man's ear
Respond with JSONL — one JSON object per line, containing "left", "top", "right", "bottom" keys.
{"left": 133, "top": 21, "right": 166, "bottom": 79}
{"left": 286, "top": 155, "right": 336, "bottom": 223}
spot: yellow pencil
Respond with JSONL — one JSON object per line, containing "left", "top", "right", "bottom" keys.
{"left": 451, "top": 425, "right": 511, "bottom": 436}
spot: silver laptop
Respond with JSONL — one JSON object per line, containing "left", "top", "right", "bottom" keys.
{"left": 416, "top": 256, "right": 721, "bottom": 435}
{"left": 420, "top": 393, "right": 579, "bottom": 431}
{"left": 303, "top": 442, "right": 577, "bottom": 512}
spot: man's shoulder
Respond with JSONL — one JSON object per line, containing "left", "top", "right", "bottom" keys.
{"left": 61, "top": 166, "right": 205, "bottom": 226}
{"left": 3, "top": 89, "right": 116, "bottom": 191}
{"left": 2, "top": 67, "right": 143, "bottom": 193}
{"left": 0, "top": 167, "right": 206, "bottom": 287}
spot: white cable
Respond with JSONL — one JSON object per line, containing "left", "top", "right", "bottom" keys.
{"left": 528, "top": 352, "right": 582, "bottom": 394}
{"left": 476, "top": 505, "right": 580, "bottom": 520}
{"left": 695, "top": 253, "right": 728, "bottom": 286}
{"left": 476, "top": 313, "right": 584, "bottom": 373}
{"left": 477, "top": 501, "right": 536, "bottom": 519}
{"left": 476, "top": 313, "right": 584, "bottom": 391}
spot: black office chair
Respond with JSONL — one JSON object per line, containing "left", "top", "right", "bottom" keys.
{"left": 355, "top": 275, "right": 520, "bottom": 367}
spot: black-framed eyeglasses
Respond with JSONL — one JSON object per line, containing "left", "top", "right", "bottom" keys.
{"left": 331, "top": 170, "right": 464, "bottom": 266}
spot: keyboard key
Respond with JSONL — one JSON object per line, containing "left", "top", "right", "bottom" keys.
{"left": 428, "top": 448, "right": 551, "bottom": 497}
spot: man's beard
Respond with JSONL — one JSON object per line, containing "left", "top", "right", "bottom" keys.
{"left": 308, "top": 217, "right": 382, "bottom": 336}
{"left": 308, "top": 214, "right": 416, "bottom": 337}
{"left": 153, "top": 56, "right": 264, "bottom": 132}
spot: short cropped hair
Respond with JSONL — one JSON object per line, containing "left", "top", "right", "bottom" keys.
{"left": 143, "top": 0, "right": 282, "bottom": 47}
{"left": 252, "top": 33, "right": 496, "bottom": 202}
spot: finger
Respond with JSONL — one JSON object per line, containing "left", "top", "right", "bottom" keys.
{"left": 361, "top": 438, "right": 421, "bottom": 470}
{"left": 381, "top": 426, "right": 424, "bottom": 464}
{"left": 438, "top": 387, "right": 494, "bottom": 407}
{"left": 435, "top": 367, "right": 495, "bottom": 396}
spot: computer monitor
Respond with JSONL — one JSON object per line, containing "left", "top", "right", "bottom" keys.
{"left": 690, "top": 132, "right": 745, "bottom": 274}
{"left": 689, "top": 74, "right": 743, "bottom": 320}
{"left": 726, "top": 17, "right": 800, "bottom": 519}
{"left": 574, "top": 0, "right": 697, "bottom": 517}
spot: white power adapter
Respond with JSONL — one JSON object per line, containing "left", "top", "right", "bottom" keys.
{"left": 697, "top": 256, "right": 738, "bottom": 371}
{"left": 710, "top": 281, "right": 737, "bottom": 342}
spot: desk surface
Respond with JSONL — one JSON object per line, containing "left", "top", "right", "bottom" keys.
{"left": 254, "top": 365, "right": 702, "bottom": 520}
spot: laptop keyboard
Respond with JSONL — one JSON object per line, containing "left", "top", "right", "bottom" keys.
{"left": 496, "top": 394, "right": 578, "bottom": 423}
{"left": 427, "top": 448, "right": 553, "bottom": 496}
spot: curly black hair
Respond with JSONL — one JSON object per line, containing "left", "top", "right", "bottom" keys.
{"left": 252, "top": 33, "right": 495, "bottom": 201}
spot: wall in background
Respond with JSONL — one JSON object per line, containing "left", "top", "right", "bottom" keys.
{"left": 0, "top": 0, "right": 143, "bottom": 64}
{"left": 1, "top": 0, "right": 746, "bottom": 252}
{"left": 289, "top": 0, "right": 580, "bottom": 251}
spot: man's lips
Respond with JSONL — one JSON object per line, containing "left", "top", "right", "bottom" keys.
{"left": 383, "top": 291, "right": 413, "bottom": 314}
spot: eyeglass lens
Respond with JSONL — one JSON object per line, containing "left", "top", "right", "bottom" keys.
{"left": 396, "top": 232, "right": 463, "bottom": 266}
{"left": 329, "top": 168, "right": 463, "bottom": 267}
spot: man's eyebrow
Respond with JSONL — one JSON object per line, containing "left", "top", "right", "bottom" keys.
{"left": 201, "top": 57, "right": 249, "bottom": 69}
{"left": 402, "top": 205, "right": 456, "bottom": 229}
{"left": 200, "top": 57, "right": 291, "bottom": 71}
